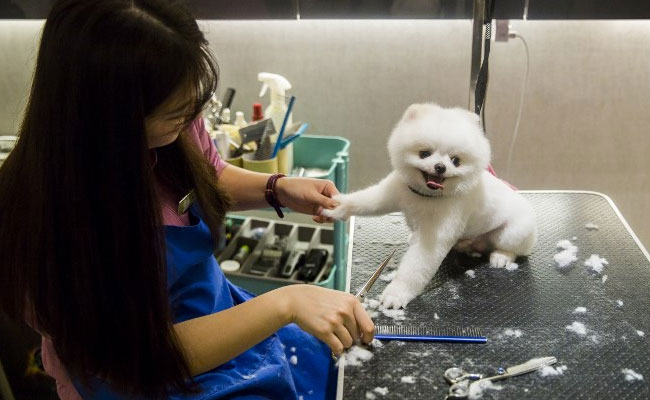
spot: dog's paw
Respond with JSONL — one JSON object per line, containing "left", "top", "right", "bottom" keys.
{"left": 319, "top": 207, "right": 348, "bottom": 221}
{"left": 380, "top": 281, "right": 417, "bottom": 309}
{"left": 320, "top": 195, "right": 352, "bottom": 220}
{"left": 489, "top": 250, "right": 516, "bottom": 269}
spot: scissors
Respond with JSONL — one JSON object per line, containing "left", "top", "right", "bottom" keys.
{"left": 445, "top": 356, "right": 557, "bottom": 399}
{"left": 332, "top": 249, "right": 396, "bottom": 361}
{"left": 355, "top": 249, "right": 396, "bottom": 299}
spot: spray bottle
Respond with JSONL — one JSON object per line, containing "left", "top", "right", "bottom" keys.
{"left": 258, "top": 72, "right": 293, "bottom": 174}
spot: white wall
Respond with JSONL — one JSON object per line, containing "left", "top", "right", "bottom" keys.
{"left": 1, "top": 19, "right": 649, "bottom": 247}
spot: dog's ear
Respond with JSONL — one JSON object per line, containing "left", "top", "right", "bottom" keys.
{"left": 402, "top": 103, "right": 428, "bottom": 122}
{"left": 449, "top": 107, "right": 480, "bottom": 123}
{"left": 466, "top": 110, "right": 481, "bottom": 125}
{"left": 469, "top": 111, "right": 480, "bottom": 122}
{"left": 450, "top": 107, "right": 483, "bottom": 130}
{"left": 466, "top": 110, "right": 486, "bottom": 134}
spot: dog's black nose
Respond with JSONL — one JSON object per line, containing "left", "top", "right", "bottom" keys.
{"left": 435, "top": 163, "right": 446, "bottom": 174}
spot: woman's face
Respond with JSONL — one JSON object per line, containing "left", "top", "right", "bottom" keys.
{"left": 145, "top": 90, "right": 193, "bottom": 149}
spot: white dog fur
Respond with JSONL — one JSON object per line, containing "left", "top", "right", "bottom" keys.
{"left": 322, "top": 103, "right": 537, "bottom": 309}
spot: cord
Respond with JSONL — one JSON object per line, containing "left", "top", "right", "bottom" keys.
{"left": 505, "top": 33, "right": 530, "bottom": 180}
{"left": 474, "top": 0, "right": 495, "bottom": 117}
{"left": 481, "top": 90, "right": 487, "bottom": 133}
{"left": 481, "top": 66, "right": 489, "bottom": 134}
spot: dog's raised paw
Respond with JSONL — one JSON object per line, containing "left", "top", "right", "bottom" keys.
{"left": 319, "top": 195, "right": 351, "bottom": 220}
{"left": 320, "top": 206, "right": 349, "bottom": 221}
{"left": 380, "top": 281, "right": 416, "bottom": 309}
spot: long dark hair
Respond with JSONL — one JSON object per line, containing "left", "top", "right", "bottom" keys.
{"left": 0, "top": 0, "right": 230, "bottom": 396}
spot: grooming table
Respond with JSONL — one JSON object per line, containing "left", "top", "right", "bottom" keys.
{"left": 337, "top": 191, "right": 650, "bottom": 399}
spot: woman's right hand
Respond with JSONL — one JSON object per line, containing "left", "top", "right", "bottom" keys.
{"left": 279, "top": 285, "right": 375, "bottom": 356}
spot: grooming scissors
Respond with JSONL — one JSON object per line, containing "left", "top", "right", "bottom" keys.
{"left": 445, "top": 356, "right": 558, "bottom": 399}
{"left": 332, "top": 249, "right": 396, "bottom": 361}
{"left": 355, "top": 249, "right": 396, "bottom": 299}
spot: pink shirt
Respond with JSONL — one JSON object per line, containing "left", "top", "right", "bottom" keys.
{"left": 41, "top": 118, "right": 228, "bottom": 399}
{"left": 158, "top": 118, "right": 228, "bottom": 226}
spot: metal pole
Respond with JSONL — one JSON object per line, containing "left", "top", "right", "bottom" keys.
{"left": 469, "top": 0, "right": 486, "bottom": 112}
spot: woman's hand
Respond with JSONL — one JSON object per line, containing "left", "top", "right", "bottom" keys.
{"left": 275, "top": 178, "right": 340, "bottom": 223}
{"left": 279, "top": 285, "right": 374, "bottom": 355}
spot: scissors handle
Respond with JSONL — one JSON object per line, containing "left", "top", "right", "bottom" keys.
{"left": 444, "top": 367, "right": 482, "bottom": 384}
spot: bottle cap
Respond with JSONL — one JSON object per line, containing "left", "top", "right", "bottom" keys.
{"left": 221, "top": 260, "right": 241, "bottom": 272}
{"left": 252, "top": 103, "right": 264, "bottom": 121}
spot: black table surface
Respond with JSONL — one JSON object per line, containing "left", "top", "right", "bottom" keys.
{"left": 337, "top": 191, "right": 650, "bottom": 399}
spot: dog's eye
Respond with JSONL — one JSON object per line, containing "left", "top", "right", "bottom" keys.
{"left": 451, "top": 156, "right": 461, "bottom": 167}
{"left": 419, "top": 150, "right": 432, "bottom": 159}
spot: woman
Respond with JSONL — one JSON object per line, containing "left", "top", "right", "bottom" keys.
{"left": 0, "top": 0, "right": 374, "bottom": 398}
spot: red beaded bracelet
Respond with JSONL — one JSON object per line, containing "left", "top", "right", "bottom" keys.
{"left": 265, "top": 173, "right": 286, "bottom": 218}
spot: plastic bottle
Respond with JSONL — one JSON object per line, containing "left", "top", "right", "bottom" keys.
{"left": 257, "top": 72, "right": 293, "bottom": 174}
{"left": 217, "top": 109, "right": 240, "bottom": 156}
{"left": 234, "top": 111, "right": 247, "bottom": 128}
{"left": 220, "top": 108, "right": 231, "bottom": 124}
{"left": 233, "top": 244, "right": 251, "bottom": 264}
{"left": 258, "top": 73, "right": 292, "bottom": 135}
{"left": 210, "top": 129, "right": 230, "bottom": 159}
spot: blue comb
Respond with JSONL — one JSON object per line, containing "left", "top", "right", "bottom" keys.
{"left": 279, "top": 122, "right": 309, "bottom": 149}
{"left": 375, "top": 325, "right": 487, "bottom": 344}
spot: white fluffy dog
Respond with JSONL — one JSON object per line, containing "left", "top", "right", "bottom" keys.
{"left": 322, "top": 103, "right": 537, "bottom": 309}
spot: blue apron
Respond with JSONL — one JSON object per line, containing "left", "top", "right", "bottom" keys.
{"left": 76, "top": 206, "right": 336, "bottom": 399}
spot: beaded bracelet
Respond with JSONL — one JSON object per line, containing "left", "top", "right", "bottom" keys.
{"left": 265, "top": 173, "right": 286, "bottom": 218}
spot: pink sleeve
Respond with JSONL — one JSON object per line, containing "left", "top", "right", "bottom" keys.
{"left": 190, "top": 118, "right": 228, "bottom": 176}
{"left": 41, "top": 336, "right": 83, "bottom": 400}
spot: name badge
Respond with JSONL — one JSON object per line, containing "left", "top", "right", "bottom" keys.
{"left": 177, "top": 189, "right": 196, "bottom": 215}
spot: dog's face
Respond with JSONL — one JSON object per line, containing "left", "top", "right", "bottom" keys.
{"left": 387, "top": 103, "right": 491, "bottom": 196}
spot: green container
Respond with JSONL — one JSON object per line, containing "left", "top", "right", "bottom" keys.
{"left": 293, "top": 135, "right": 350, "bottom": 291}
{"left": 293, "top": 134, "right": 350, "bottom": 194}
{"left": 219, "top": 135, "right": 350, "bottom": 295}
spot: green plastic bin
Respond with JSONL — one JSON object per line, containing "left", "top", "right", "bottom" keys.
{"left": 293, "top": 134, "right": 350, "bottom": 195}
{"left": 293, "top": 135, "right": 350, "bottom": 291}
{"left": 219, "top": 135, "right": 350, "bottom": 295}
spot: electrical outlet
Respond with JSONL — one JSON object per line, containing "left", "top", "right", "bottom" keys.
{"left": 495, "top": 19, "right": 511, "bottom": 42}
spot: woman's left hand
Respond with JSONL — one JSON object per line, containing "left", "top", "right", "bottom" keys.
{"left": 275, "top": 178, "right": 340, "bottom": 223}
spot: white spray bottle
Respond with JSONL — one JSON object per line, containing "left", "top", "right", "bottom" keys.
{"left": 258, "top": 73, "right": 292, "bottom": 139}
{"left": 258, "top": 72, "right": 293, "bottom": 174}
